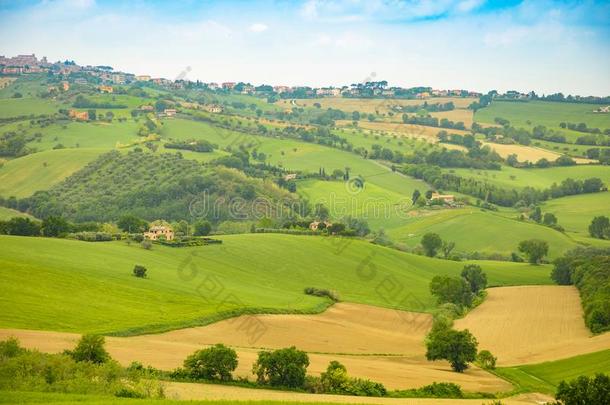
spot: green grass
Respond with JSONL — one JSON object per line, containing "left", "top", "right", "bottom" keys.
{"left": 0, "top": 97, "right": 61, "bottom": 118}
{"left": 448, "top": 165, "right": 610, "bottom": 190}
{"left": 495, "top": 349, "right": 610, "bottom": 395}
{"left": 542, "top": 192, "right": 610, "bottom": 235}
{"left": 0, "top": 148, "right": 105, "bottom": 198}
{"left": 475, "top": 100, "right": 610, "bottom": 142}
{"left": 0, "top": 233, "right": 551, "bottom": 334}
{"left": 0, "top": 206, "right": 34, "bottom": 220}
{"left": 384, "top": 208, "right": 578, "bottom": 258}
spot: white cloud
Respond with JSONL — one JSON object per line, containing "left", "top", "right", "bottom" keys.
{"left": 249, "top": 23, "right": 269, "bottom": 33}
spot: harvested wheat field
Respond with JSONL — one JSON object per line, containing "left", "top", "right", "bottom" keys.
{"left": 164, "top": 381, "right": 551, "bottom": 404}
{"left": 430, "top": 109, "right": 474, "bottom": 128}
{"left": 0, "top": 303, "right": 511, "bottom": 392}
{"left": 336, "top": 120, "right": 469, "bottom": 142}
{"left": 454, "top": 285, "right": 610, "bottom": 366}
{"left": 280, "top": 97, "right": 476, "bottom": 114}
{"left": 481, "top": 141, "right": 593, "bottom": 164}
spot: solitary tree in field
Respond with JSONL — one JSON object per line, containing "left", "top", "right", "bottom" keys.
{"left": 543, "top": 213, "right": 558, "bottom": 226}
{"left": 426, "top": 327, "right": 478, "bottom": 372}
{"left": 183, "top": 344, "right": 238, "bottom": 381}
{"left": 68, "top": 334, "right": 110, "bottom": 364}
{"left": 133, "top": 265, "right": 147, "bottom": 278}
{"left": 421, "top": 233, "right": 442, "bottom": 257}
{"left": 518, "top": 239, "right": 549, "bottom": 264}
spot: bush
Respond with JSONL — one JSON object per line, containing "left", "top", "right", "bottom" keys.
{"left": 304, "top": 287, "right": 340, "bottom": 302}
{"left": 253, "top": 346, "right": 309, "bottom": 388}
{"left": 419, "top": 382, "right": 463, "bottom": 398}
{"left": 67, "top": 334, "right": 110, "bottom": 364}
{"left": 429, "top": 276, "right": 473, "bottom": 308}
{"left": 0, "top": 337, "right": 24, "bottom": 359}
{"left": 518, "top": 239, "right": 549, "bottom": 264}
{"left": 183, "top": 344, "right": 238, "bottom": 381}
{"left": 70, "top": 231, "right": 113, "bottom": 242}
{"left": 555, "top": 373, "right": 610, "bottom": 405}
{"left": 476, "top": 350, "right": 497, "bottom": 370}
{"left": 133, "top": 265, "right": 147, "bottom": 278}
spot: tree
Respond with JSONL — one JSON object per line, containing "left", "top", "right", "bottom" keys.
{"left": 320, "top": 361, "right": 349, "bottom": 393}
{"left": 117, "top": 215, "right": 148, "bottom": 233}
{"left": 421, "top": 233, "right": 442, "bottom": 257}
{"left": 476, "top": 350, "right": 497, "bottom": 370}
{"left": 430, "top": 276, "right": 473, "bottom": 307}
{"left": 411, "top": 189, "right": 421, "bottom": 205}
{"left": 252, "top": 346, "right": 309, "bottom": 388}
{"left": 133, "top": 265, "right": 147, "bottom": 278}
{"left": 0, "top": 217, "right": 41, "bottom": 236}
{"left": 41, "top": 216, "right": 70, "bottom": 237}
{"left": 551, "top": 257, "right": 573, "bottom": 285}
{"left": 426, "top": 327, "right": 478, "bottom": 372}
{"left": 441, "top": 240, "right": 456, "bottom": 259}
{"left": 518, "top": 239, "right": 549, "bottom": 264}
{"left": 543, "top": 213, "right": 558, "bottom": 226}
{"left": 589, "top": 216, "right": 610, "bottom": 239}
{"left": 183, "top": 344, "right": 238, "bottom": 381}
{"left": 194, "top": 220, "right": 212, "bottom": 236}
{"left": 461, "top": 264, "right": 487, "bottom": 294}
{"left": 68, "top": 334, "right": 110, "bottom": 364}
{"left": 555, "top": 373, "right": 610, "bottom": 405}
{"left": 506, "top": 154, "right": 519, "bottom": 167}
{"left": 529, "top": 206, "right": 542, "bottom": 223}
{"left": 87, "top": 109, "right": 96, "bottom": 121}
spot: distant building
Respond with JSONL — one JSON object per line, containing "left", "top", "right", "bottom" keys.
{"left": 309, "top": 221, "right": 333, "bottom": 231}
{"left": 163, "top": 108, "right": 177, "bottom": 117}
{"left": 144, "top": 225, "right": 174, "bottom": 241}
{"left": 98, "top": 85, "right": 113, "bottom": 93}
{"left": 430, "top": 192, "right": 455, "bottom": 204}
{"left": 74, "top": 78, "right": 88, "bottom": 85}
{"left": 316, "top": 88, "right": 341, "bottom": 97}
{"left": 205, "top": 104, "right": 223, "bottom": 113}
{"left": 241, "top": 84, "right": 255, "bottom": 94}
{"left": 139, "top": 105, "right": 154, "bottom": 111}
{"left": 222, "top": 82, "right": 236, "bottom": 90}
{"left": 61, "top": 81, "right": 70, "bottom": 91}
{"left": 69, "top": 110, "right": 89, "bottom": 121}
{"left": 283, "top": 173, "right": 297, "bottom": 181}
{"left": 135, "top": 75, "right": 151, "bottom": 81}
{"left": 416, "top": 92, "right": 430, "bottom": 99}
{"left": 273, "top": 85, "right": 291, "bottom": 94}
{"left": 2, "top": 67, "right": 22, "bottom": 75}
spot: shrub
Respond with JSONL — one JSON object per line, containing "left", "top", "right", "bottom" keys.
{"left": 476, "top": 350, "right": 497, "bottom": 370}
{"left": 67, "top": 334, "right": 110, "bottom": 364}
{"left": 419, "top": 382, "right": 463, "bottom": 398}
{"left": 253, "top": 346, "right": 309, "bottom": 388}
{"left": 141, "top": 240, "right": 152, "bottom": 250}
{"left": 183, "top": 344, "right": 238, "bottom": 381}
{"left": 0, "top": 337, "right": 24, "bottom": 359}
{"left": 304, "top": 287, "right": 340, "bottom": 302}
{"left": 518, "top": 239, "right": 549, "bottom": 264}
{"left": 133, "top": 265, "right": 147, "bottom": 278}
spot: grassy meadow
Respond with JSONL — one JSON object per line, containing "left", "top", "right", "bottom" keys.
{"left": 475, "top": 100, "right": 610, "bottom": 142}
{"left": 0, "top": 233, "right": 551, "bottom": 334}
{"left": 0, "top": 148, "right": 105, "bottom": 198}
{"left": 384, "top": 208, "right": 578, "bottom": 258}
{"left": 495, "top": 350, "right": 610, "bottom": 394}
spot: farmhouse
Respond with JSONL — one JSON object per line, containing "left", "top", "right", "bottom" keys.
{"left": 163, "top": 108, "right": 177, "bottom": 117}
{"left": 98, "top": 85, "right": 113, "bottom": 93}
{"left": 283, "top": 173, "right": 297, "bottom": 181}
{"left": 139, "top": 105, "right": 154, "bottom": 111}
{"left": 222, "top": 82, "right": 236, "bottom": 90}
{"left": 309, "top": 221, "right": 332, "bottom": 231}
{"left": 430, "top": 192, "right": 455, "bottom": 203}
{"left": 68, "top": 110, "right": 89, "bottom": 121}
{"left": 144, "top": 225, "right": 174, "bottom": 241}
{"left": 205, "top": 104, "right": 223, "bottom": 113}
{"left": 316, "top": 88, "right": 341, "bottom": 97}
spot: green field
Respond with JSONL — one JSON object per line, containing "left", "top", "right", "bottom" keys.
{"left": 0, "top": 148, "right": 105, "bottom": 198}
{"left": 0, "top": 234, "right": 551, "bottom": 334}
{"left": 449, "top": 165, "right": 610, "bottom": 190}
{"left": 0, "top": 206, "right": 34, "bottom": 220}
{"left": 384, "top": 208, "right": 578, "bottom": 258}
{"left": 495, "top": 350, "right": 610, "bottom": 394}
{"left": 0, "top": 97, "right": 62, "bottom": 118}
{"left": 542, "top": 192, "right": 610, "bottom": 235}
{"left": 475, "top": 100, "right": 610, "bottom": 142}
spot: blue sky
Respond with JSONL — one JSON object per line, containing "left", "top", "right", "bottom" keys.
{"left": 1, "top": 0, "right": 609, "bottom": 95}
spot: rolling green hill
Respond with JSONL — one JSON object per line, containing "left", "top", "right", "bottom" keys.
{"left": 0, "top": 233, "right": 551, "bottom": 334}
{"left": 385, "top": 208, "right": 578, "bottom": 258}
{"left": 0, "top": 148, "right": 105, "bottom": 198}
{"left": 542, "top": 192, "right": 610, "bottom": 235}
